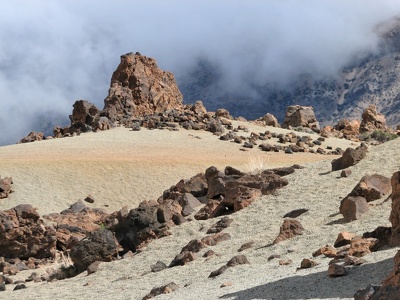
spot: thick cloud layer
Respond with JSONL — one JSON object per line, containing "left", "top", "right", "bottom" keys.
{"left": 1, "top": 1, "right": 400, "bottom": 145}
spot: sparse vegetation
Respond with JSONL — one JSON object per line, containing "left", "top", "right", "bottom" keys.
{"left": 246, "top": 154, "right": 270, "bottom": 175}
{"left": 359, "top": 130, "right": 398, "bottom": 143}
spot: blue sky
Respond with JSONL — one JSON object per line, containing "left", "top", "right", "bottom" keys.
{"left": 1, "top": 0, "right": 400, "bottom": 145}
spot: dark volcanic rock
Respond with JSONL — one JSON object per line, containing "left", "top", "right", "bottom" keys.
{"left": 70, "top": 229, "right": 118, "bottom": 273}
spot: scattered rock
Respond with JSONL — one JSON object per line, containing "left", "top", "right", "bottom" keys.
{"left": 206, "top": 217, "right": 233, "bottom": 234}
{"left": 339, "top": 196, "right": 369, "bottom": 221}
{"left": 142, "top": 282, "right": 179, "bottom": 300}
{"left": 278, "top": 259, "right": 292, "bottom": 266}
{"left": 268, "top": 254, "right": 281, "bottom": 261}
{"left": 349, "top": 236, "right": 378, "bottom": 257}
{"left": 151, "top": 261, "right": 167, "bottom": 273}
{"left": 0, "top": 176, "right": 13, "bottom": 199}
{"left": 331, "top": 145, "right": 367, "bottom": 171}
{"left": 238, "top": 242, "right": 255, "bottom": 252}
{"left": 354, "top": 284, "right": 381, "bottom": 300}
{"left": 300, "top": 258, "right": 319, "bottom": 269}
{"left": 389, "top": 172, "right": 400, "bottom": 246}
{"left": 220, "top": 282, "right": 233, "bottom": 288}
{"left": 340, "top": 169, "right": 352, "bottom": 178}
{"left": 328, "top": 264, "right": 347, "bottom": 277}
{"left": 201, "top": 233, "right": 231, "bottom": 246}
{"left": 84, "top": 194, "right": 96, "bottom": 204}
{"left": 226, "top": 255, "right": 250, "bottom": 267}
{"left": 18, "top": 131, "right": 44, "bottom": 143}
{"left": 209, "top": 265, "right": 228, "bottom": 278}
{"left": 169, "top": 251, "right": 196, "bottom": 268}
{"left": 87, "top": 261, "right": 102, "bottom": 275}
{"left": 363, "top": 226, "right": 392, "bottom": 250}
{"left": 334, "top": 232, "right": 357, "bottom": 248}
{"left": 273, "top": 219, "right": 304, "bottom": 244}
{"left": 13, "top": 284, "right": 27, "bottom": 291}
{"left": 180, "top": 239, "right": 205, "bottom": 253}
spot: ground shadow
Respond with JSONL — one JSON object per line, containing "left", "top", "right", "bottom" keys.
{"left": 220, "top": 257, "right": 393, "bottom": 300}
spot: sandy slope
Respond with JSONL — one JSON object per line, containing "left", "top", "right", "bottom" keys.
{"left": 1, "top": 122, "right": 397, "bottom": 300}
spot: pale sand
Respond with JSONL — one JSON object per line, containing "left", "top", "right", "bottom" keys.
{"left": 1, "top": 122, "right": 397, "bottom": 300}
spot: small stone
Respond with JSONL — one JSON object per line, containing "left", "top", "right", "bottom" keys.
{"left": 13, "top": 284, "right": 27, "bottom": 291}
{"left": 87, "top": 261, "right": 101, "bottom": 275}
{"left": 220, "top": 282, "right": 233, "bottom": 288}
{"left": 340, "top": 169, "right": 352, "bottom": 178}
{"left": 328, "top": 264, "right": 347, "bottom": 277}
{"left": 226, "top": 255, "right": 250, "bottom": 267}
{"left": 268, "top": 254, "right": 281, "bottom": 261}
{"left": 279, "top": 259, "right": 292, "bottom": 266}
{"left": 300, "top": 258, "right": 319, "bottom": 269}
{"left": 84, "top": 194, "right": 95, "bottom": 203}
{"left": 238, "top": 242, "right": 255, "bottom": 252}
{"left": 209, "top": 265, "right": 228, "bottom": 278}
{"left": 151, "top": 261, "right": 167, "bottom": 273}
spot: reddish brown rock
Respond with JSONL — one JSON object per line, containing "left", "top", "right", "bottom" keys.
{"left": 334, "top": 119, "right": 360, "bottom": 138}
{"left": 273, "top": 218, "right": 304, "bottom": 244}
{"left": 209, "top": 265, "right": 228, "bottom": 278}
{"left": 192, "top": 100, "right": 207, "bottom": 115}
{"left": 201, "top": 232, "right": 231, "bottom": 246}
{"left": 142, "top": 282, "right": 179, "bottom": 300}
{"left": 300, "top": 258, "right": 319, "bottom": 269}
{"left": 363, "top": 226, "right": 392, "bottom": 250}
{"left": 281, "top": 105, "right": 320, "bottom": 131}
{"left": 69, "top": 100, "right": 100, "bottom": 132}
{"left": 206, "top": 216, "right": 233, "bottom": 234}
{"left": 43, "top": 201, "right": 109, "bottom": 251}
{"left": 349, "top": 174, "right": 391, "bottom": 202}
{"left": 360, "top": 105, "right": 387, "bottom": 133}
{"left": 0, "top": 204, "right": 56, "bottom": 259}
{"left": 260, "top": 113, "right": 280, "bottom": 127}
{"left": 340, "top": 169, "right": 352, "bottom": 178}
{"left": 18, "top": 131, "right": 44, "bottom": 143}
{"left": 238, "top": 242, "right": 255, "bottom": 252}
{"left": 334, "top": 232, "right": 357, "bottom": 248}
{"left": 169, "top": 251, "right": 196, "bottom": 267}
{"left": 331, "top": 145, "right": 367, "bottom": 171}
{"left": 339, "top": 196, "right": 369, "bottom": 221}
{"left": 226, "top": 255, "right": 250, "bottom": 267}
{"left": 180, "top": 239, "right": 205, "bottom": 254}
{"left": 349, "top": 236, "right": 378, "bottom": 257}
{"left": 328, "top": 263, "right": 347, "bottom": 277}
{"left": 0, "top": 176, "right": 13, "bottom": 199}
{"left": 102, "top": 52, "right": 183, "bottom": 123}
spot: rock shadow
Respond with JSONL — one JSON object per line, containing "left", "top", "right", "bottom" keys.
{"left": 220, "top": 257, "right": 393, "bottom": 300}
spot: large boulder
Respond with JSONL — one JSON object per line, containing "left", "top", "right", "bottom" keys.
{"left": 0, "top": 204, "right": 57, "bottom": 259}
{"left": 360, "top": 105, "right": 387, "bottom": 133}
{"left": 281, "top": 105, "right": 320, "bottom": 131}
{"left": 331, "top": 144, "right": 368, "bottom": 171}
{"left": 102, "top": 52, "right": 183, "bottom": 122}
{"left": 70, "top": 229, "right": 118, "bottom": 273}
{"left": 348, "top": 174, "right": 391, "bottom": 202}
{"left": 339, "top": 196, "right": 369, "bottom": 221}
{"left": 109, "top": 203, "right": 170, "bottom": 253}
{"left": 69, "top": 100, "right": 100, "bottom": 132}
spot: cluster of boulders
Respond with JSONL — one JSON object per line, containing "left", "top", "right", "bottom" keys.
{"left": 0, "top": 164, "right": 292, "bottom": 290}
{"left": 322, "top": 105, "right": 399, "bottom": 142}
{"left": 339, "top": 174, "right": 392, "bottom": 221}
{"left": 0, "top": 176, "right": 13, "bottom": 199}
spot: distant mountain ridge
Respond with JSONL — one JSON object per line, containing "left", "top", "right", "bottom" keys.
{"left": 178, "top": 17, "right": 400, "bottom": 127}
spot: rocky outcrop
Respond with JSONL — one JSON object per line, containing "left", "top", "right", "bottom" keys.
{"left": 281, "top": 105, "right": 320, "bottom": 131}
{"left": 18, "top": 131, "right": 44, "bottom": 143}
{"left": 102, "top": 52, "right": 183, "bottom": 123}
{"left": 0, "top": 204, "right": 56, "bottom": 259}
{"left": 360, "top": 105, "right": 387, "bottom": 133}
{"left": 43, "top": 200, "right": 110, "bottom": 251}
{"left": 69, "top": 100, "right": 100, "bottom": 132}
{"left": 0, "top": 176, "right": 13, "bottom": 199}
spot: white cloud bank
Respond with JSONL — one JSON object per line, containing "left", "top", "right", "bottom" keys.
{"left": 1, "top": 0, "right": 400, "bottom": 145}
